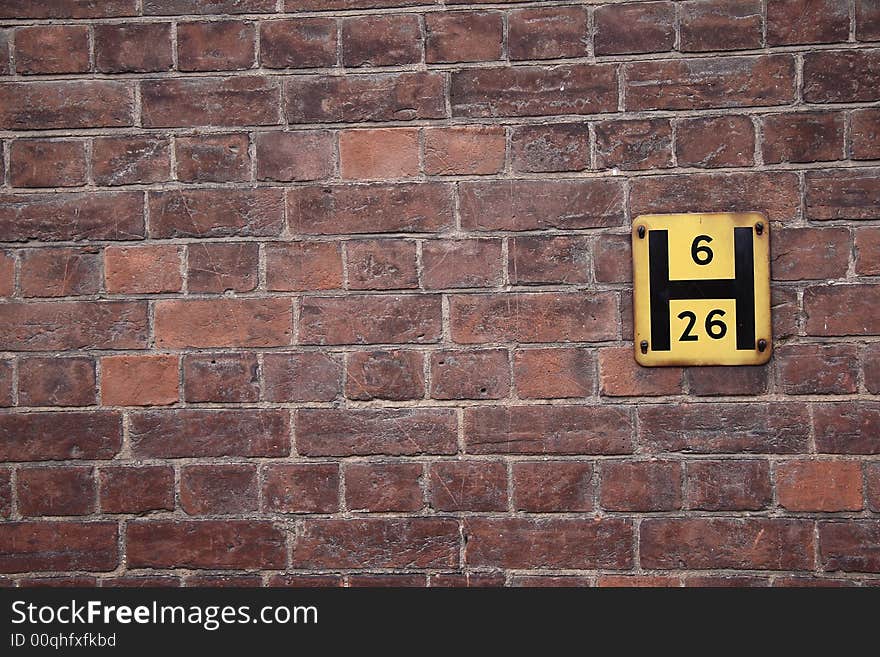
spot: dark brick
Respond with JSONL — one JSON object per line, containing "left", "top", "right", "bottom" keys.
{"left": 99, "top": 466, "right": 174, "bottom": 514}
{"left": 508, "top": 235, "right": 590, "bottom": 285}
{"left": 767, "top": 0, "right": 850, "bottom": 45}
{"left": 184, "top": 353, "right": 259, "bottom": 403}
{"left": 805, "top": 285, "right": 880, "bottom": 335}
{"left": 805, "top": 169, "right": 880, "bottom": 220}
{"left": 514, "top": 348, "right": 594, "bottom": 399}
{"left": 422, "top": 239, "right": 503, "bottom": 289}
{"left": 776, "top": 344, "right": 859, "bottom": 394}
{"left": 814, "top": 402, "right": 880, "bottom": 454}
{"left": 19, "top": 357, "right": 96, "bottom": 407}
{"left": 803, "top": 50, "right": 880, "bottom": 102}
{"left": 300, "top": 295, "right": 441, "bottom": 345}
{"left": 600, "top": 461, "right": 681, "bottom": 511}
{"left": 596, "top": 118, "right": 672, "bottom": 170}
{"left": 263, "top": 464, "right": 339, "bottom": 514}
{"left": 10, "top": 139, "right": 87, "bottom": 188}
{"left": 346, "top": 239, "right": 418, "bottom": 290}
{"left": 508, "top": 7, "right": 588, "bottom": 60}
{"left": 852, "top": 109, "right": 880, "bottom": 159}
{"left": 92, "top": 136, "right": 171, "bottom": 186}
{"left": 0, "top": 522, "right": 118, "bottom": 573}
{"left": 95, "top": 23, "right": 173, "bottom": 73}
{"left": 512, "top": 462, "right": 593, "bottom": 512}
{"left": 180, "top": 464, "right": 258, "bottom": 515}
{"left": 256, "top": 131, "right": 335, "bottom": 182}
{"left": 686, "top": 366, "right": 769, "bottom": 396}
{"left": 0, "top": 81, "right": 134, "bottom": 130}
{"left": 680, "top": 0, "right": 762, "bottom": 51}
{"left": 344, "top": 462, "right": 424, "bottom": 513}
{"left": 820, "top": 521, "right": 880, "bottom": 572}
{"left": 149, "top": 189, "right": 283, "bottom": 238}
{"left": 260, "top": 18, "right": 337, "bottom": 68}
{"left": 341, "top": 14, "right": 421, "bottom": 67}
{"left": 686, "top": 460, "right": 771, "bottom": 510}
{"left": 177, "top": 20, "right": 255, "bottom": 72}
{"left": 175, "top": 133, "right": 251, "bottom": 183}
{"left": 15, "top": 25, "right": 89, "bottom": 75}
{"left": 430, "top": 349, "right": 510, "bottom": 400}
{"left": 510, "top": 123, "right": 590, "bottom": 173}
{"left": 425, "top": 11, "right": 502, "bottom": 63}
{"left": 142, "top": 77, "right": 279, "bottom": 127}
{"left": 20, "top": 247, "right": 101, "bottom": 298}
{"left": 266, "top": 242, "right": 343, "bottom": 292}
{"left": 187, "top": 242, "right": 259, "bottom": 293}
{"left": 18, "top": 467, "right": 94, "bottom": 517}
{"left": 771, "top": 227, "right": 850, "bottom": 280}
{"left": 429, "top": 460, "right": 507, "bottom": 511}
{"left": 262, "top": 352, "right": 342, "bottom": 402}
{"left": 594, "top": 1, "right": 675, "bottom": 55}
{"left": 675, "top": 115, "right": 755, "bottom": 168}
{"left": 762, "top": 111, "right": 844, "bottom": 163}
{"left": 346, "top": 350, "right": 424, "bottom": 401}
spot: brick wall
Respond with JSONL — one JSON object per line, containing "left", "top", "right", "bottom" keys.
{"left": 0, "top": 0, "right": 878, "bottom": 587}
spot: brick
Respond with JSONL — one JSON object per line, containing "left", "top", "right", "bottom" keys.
{"left": 510, "top": 123, "right": 590, "bottom": 173}
{"left": 20, "top": 247, "right": 101, "bottom": 297}
{"left": 0, "top": 522, "right": 118, "bottom": 573}
{"left": 422, "top": 239, "right": 502, "bottom": 289}
{"left": 155, "top": 298, "right": 292, "bottom": 349}
{"left": 514, "top": 348, "right": 594, "bottom": 399}
{"left": 763, "top": 112, "right": 844, "bottom": 163}
{"left": 600, "top": 346, "right": 683, "bottom": 397}
{"left": 92, "top": 136, "right": 171, "bottom": 186}
{"left": 177, "top": 20, "right": 255, "bottom": 71}
{"left": 180, "top": 464, "right": 258, "bottom": 515}
{"left": 464, "top": 518, "right": 632, "bottom": 569}
{"left": 820, "top": 521, "right": 880, "bottom": 572}
{"left": 777, "top": 460, "right": 863, "bottom": 512}
{"left": 429, "top": 573, "right": 505, "bottom": 588}
{"left": 686, "top": 460, "right": 771, "bottom": 510}
{"left": 429, "top": 460, "right": 507, "bottom": 511}
{"left": 268, "top": 574, "right": 341, "bottom": 587}
{"left": 185, "top": 575, "right": 262, "bottom": 588}
{"left": 263, "top": 464, "right": 339, "bottom": 514}
{"left": 857, "top": 0, "right": 880, "bottom": 40}
{"left": 509, "top": 575, "right": 592, "bottom": 587}
{"left": 424, "top": 126, "right": 506, "bottom": 175}
{"left": 187, "top": 242, "right": 258, "bottom": 293}
{"left": 465, "top": 405, "right": 633, "bottom": 455}
{"left": 0, "top": 412, "right": 120, "bottom": 462}
{"left": 342, "top": 14, "right": 421, "bottom": 67}
{"left": 19, "top": 577, "right": 99, "bottom": 588}
{"left": 142, "top": 77, "right": 279, "bottom": 127}
{"left": 685, "top": 575, "right": 769, "bottom": 587}
{"left": 639, "top": 403, "right": 810, "bottom": 453}
{"left": 856, "top": 228, "right": 880, "bottom": 275}
{"left": 300, "top": 295, "right": 441, "bottom": 345}
{"left": 255, "top": 131, "right": 334, "bottom": 182}
{"left": 285, "top": 72, "right": 445, "bottom": 123}
{"left": 340, "top": 128, "right": 419, "bottom": 180}
{"left": 95, "top": 23, "right": 173, "bottom": 73}
{"left": 598, "top": 575, "right": 680, "bottom": 587}
{"left": 513, "top": 462, "right": 593, "bottom": 512}
{"left": 10, "top": 139, "right": 86, "bottom": 188}
{"left": 346, "top": 239, "right": 417, "bottom": 290}
{"left": 130, "top": 409, "right": 289, "bottom": 458}
{"left": 452, "top": 64, "right": 617, "bottom": 117}
{"left": 288, "top": 183, "right": 453, "bottom": 234}
{"left": 262, "top": 352, "right": 342, "bottom": 402}
{"left": 0, "top": 1, "right": 136, "bottom": 17}
{"left": 864, "top": 344, "right": 880, "bottom": 394}
{"left": 18, "top": 467, "right": 94, "bottom": 517}
{"left": 19, "top": 357, "right": 96, "bottom": 407}
{"left": 346, "top": 350, "right": 424, "bottom": 401}
{"left": 0, "top": 252, "right": 12, "bottom": 297}
{"left": 803, "top": 50, "right": 880, "bottom": 102}
{"left": 103, "top": 576, "right": 181, "bottom": 588}
{"left": 127, "top": 521, "right": 286, "bottom": 570}
{"left": 641, "top": 519, "right": 814, "bottom": 570}
{"left": 771, "top": 227, "right": 850, "bottom": 280}
{"left": 175, "top": 133, "right": 250, "bottom": 182}
{"left": 681, "top": 0, "right": 762, "bottom": 51}
{"left": 805, "top": 169, "right": 880, "bottom": 220}
{"left": 15, "top": 25, "right": 89, "bottom": 75}
{"left": 450, "top": 292, "right": 617, "bottom": 343}
{"left": 0, "top": 362, "right": 11, "bottom": 407}
{"left": 0, "top": 301, "right": 147, "bottom": 351}
{"left": 266, "top": 242, "right": 343, "bottom": 292}
{"left": 675, "top": 115, "right": 755, "bottom": 168}
{"left": 776, "top": 344, "right": 858, "bottom": 394}
{"left": 0, "top": 81, "right": 134, "bottom": 130}
{"left": 292, "top": 519, "right": 459, "bottom": 569}
{"left": 600, "top": 460, "right": 681, "bottom": 512}
{"left": 184, "top": 353, "right": 259, "bottom": 403}
{"left": 626, "top": 55, "right": 795, "bottom": 110}
{"left": 260, "top": 18, "right": 337, "bottom": 68}
{"left": 805, "top": 285, "right": 880, "bottom": 335}
{"left": 425, "top": 11, "right": 502, "bottom": 63}
{"left": 594, "top": 1, "right": 675, "bottom": 54}
{"left": 814, "top": 402, "right": 880, "bottom": 454}
{"left": 686, "top": 366, "right": 769, "bottom": 396}
{"left": 145, "top": 0, "right": 274, "bottom": 12}
{"left": 868, "top": 463, "right": 880, "bottom": 511}
{"left": 349, "top": 574, "right": 427, "bottom": 587}
{"left": 774, "top": 577, "right": 856, "bottom": 587}
{"left": 345, "top": 463, "right": 424, "bottom": 512}
{"left": 430, "top": 349, "right": 509, "bottom": 400}
{"left": 149, "top": 189, "right": 284, "bottom": 238}
{"left": 99, "top": 466, "right": 174, "bottom": 514}
{"left": 288, "top": 0, "right": 431, "bottom": 7}
{"left": 852, "top": 109, "right": 880, "bottom": 159}
{"left": 105, "top": 245, "right": 182, "bottom": 294}
{"left": 767, "top": 0, "right": 850, "bottom": 45}
{"left": 596, "top": 119, "right": 672, "bottom": 170}
{"left": 101, "top": 355, "right": 179, "bottom": 407}
{"left": 508, "top": 7, "right": 588, "bottom": 60}
{"left": 296, "top": 408, "right": 457, "bottom": 457}
{"left": 593, "top": 234, "right": 632, "bottom": 283}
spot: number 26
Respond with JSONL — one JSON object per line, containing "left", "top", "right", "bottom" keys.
{"left": 677, "top": 309, "right": 727, "bottom": 341}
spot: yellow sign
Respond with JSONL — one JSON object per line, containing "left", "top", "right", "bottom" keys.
{"left": 632, "top": 213, "right": 771, "bottom": 367}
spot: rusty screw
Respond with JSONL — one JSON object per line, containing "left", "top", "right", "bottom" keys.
{"left": 755, "top": 222, "right": 764, "bottom": 235}
{"left": 640, "top": 340, "right": 649, "bottom": 354}
{"left": 757, "top": 339, "right": 767, "bottom": 352}
{"left": 637, "top": 225, "right": 646, "bottom": 239}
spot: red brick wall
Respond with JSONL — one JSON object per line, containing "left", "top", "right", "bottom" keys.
{"left": 0, "top": 0, "right": 878, "bottom": 587}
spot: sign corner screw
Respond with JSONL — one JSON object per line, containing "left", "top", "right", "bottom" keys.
{"left": 755, "top": 222, "right": 764, "bottom": 235}
{"left": 640, "top": 340, "right": 649, "bottom": 354}
{"left": 757, "top": 339, "right": 768, "bottom": 352}
{"left": 637, "top": 225, "right": 646, "bottom": 239}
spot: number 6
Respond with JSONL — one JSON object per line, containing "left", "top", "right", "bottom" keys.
{"left": 691, "top": 235, "right": 713, "bottom": 265}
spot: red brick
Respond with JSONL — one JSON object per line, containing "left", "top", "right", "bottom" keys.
{"left": 857, "top": 0, "right": 880, "bottom": 40}
{"left": 341, "top": 128, "right": 420, "bottom": 180}
{"left": 300, "top": 295, "right": 441, "bottom": 345}
{"left": 424, "top": 126, "right": 505, "bottom": 175}
{"left": 10, "top": 139, "right": 86, "bottom": 188}
{"left": 771, "top": 227, "right": 850, "bottom": 280}
{"left": 346, "top": 239, "right": 418, "bottom": 290}
{"left": 805, "top": 169, "right": 880, "bottom": 220}
{"left": 185, "top": 575, "right": 262, "bottom": 588}
{"left": 20, "top": 247, "right": 101, "bottom": 297}
{"left": 805, "top": 285, "right": 880, "bottom": 335}
{"left": 288, "top": 183, "right": 453, "bottom": 234}
{"left": 681, "top": 0, "right": 762, "bottom": 51}
{"left": 342, "top": 14, "right": 421, "bottom": 67}
{"left": 639, "top": 402, "right": 810, "bottom": 453}
{"left": 155, "top": 298, "right": 292, "bottom": 348}
{"left": 95, "top": 23, "right": 173, "bottom": 73}
{"left": 18, "top": 467, "right": 94, "bottom": 517}
{"left": 105, "top": 245, "right": 182, "bottom": 294}
{"left": 599, "top": 576, "right": 680, "bottom": 588}
{"left": 685, "top": 575, "right": 769, "bottom": 587}
{"left": 593, "top": 234, "right": 632, "bottom": 283}
{"left": 183, "top": 353, "right": 259, "bottom": 403}
{"left": 774, "top": 576, "right": 856, "bottom": 587}
{"left": 145, "top": 0, "right": 273, "bottom": 12}
{"left": 814, "top": 402, "right": 880, "bottom": 454}
{"left": 464, "top": 406, "right": 633, "bottom": 455}
{"left": 266, "top": 242, "right": 343, "bottom": 291}
{"left": 0, "top": 81, "right": 135, "bottom": 130}
{"left": 510, "top": 124, "right": 590, "bottom": 173}
{"left": 149, "top": 188, "right": 283, "bottom": 238}
{"left": 287, "top": 0, "right": 424, "bottom": 7}
{"left": 777, "top": 460, "right": 863, "bottom": 512}
{"left": 430, "top": 349, "right": 509, "bottom": 400}
{"left": 177, "top": 20, "right": 255, "bottom": 71}
{"left": 101, "top": 355, "right": 179, "bottom": 407}
{"left": 509, "top": 575, "right": 592, "bottom": 587}
{"left": 268, "top": 574, "right": 342, "bottom": 587}
{"left": 429, "top": 460, "right": 507, "bottom": 511}
{"left": 0, "top": 412, "right": 120, "bottom": 462}
{"left": 600, "top": 460, "right": 681, "bottom": 511}
{"left": 452, "top": 64, "right": 617, "bottom": 117}
{"left": 130, "top": 409, "right": 289, "bottom": 458}
{"left": 103, "top": 576, "right": 181, "bottom": 587}
{"left": 346, "top": 350, "right": 424, "bottom": 401}
{"left": 348, "top": 574, "right": 427, "bottom": 587}
{"left": 686, "top": 460, "right": 771, "bottom": 510}
{"left": 19, "top": 577, "right": 98, "bottom": 588}
{"left": 0, "top": 522, "right": 118, "bottom": 573}
{"left": 676, "top": 115, "right": 755, "bottom": 167}
{"left": 852, "top": 109, "right": 880, "bottom": 159}
{"left": 142, "top": 77, "right": 279, "bottom": 127}
{"left": 594, "top": 1, "right": 675, "bottom": 54}
{"left": 803, "top": 50, "right": 880, "bottom": 102}
{"left": 263, "top": 464, "right": 339, "bottom": 514}
{"left": 292, "top": 519, "right": 459, "bottom": 569}
{"left": 868, "top": 463, "right": 880, "bottom": 511}
{"left": 768, "top": 0, "right": 850, "bottom": 45}
{"left": 864, "top": 344, "right": 880, "bottom": 394}
{"left": 514, "top": 347, "right": 593, "bottom": 399}
{"left": 127, "top": 521, "right": 286, "bottom": 570}
{"left": 762, "top": 111, "right": 844, "bottom": 163}
{"left": 776, "top": 344, "right": 859, "bottom": 394}
{"left": 429, "top": 573, "right": 505, "bottom": 588}
{"left": 0, "top": 362, "right": 11, "bottom": 407}
{"left": 600, "top": 346, "right": 683, "bottom": 397}
{"left": 99, "top": 466, "right": 174, "bottom": 514}
{"left": 19, "top": 357, "right": 96, "bottom": 407}
{"left": 345, "top": 462, "right": 424, "bottom": 513}
{"left": 1, "top": 0, "right": 136, "bottom": 18}
{"left": 425, "top": 11, "right": 502, "bottom": 63}
{"left": 686, "top": 366, "right": 769, "bottom": 396}
{"left": 15, "top": 25, "right": 89, "bottom": 74}
{"left": 260, "top": 18, "right": 337, "bottom": 68}
{"left": 296, "top": 408, "right": 457, "bottom": 457}
{"left": 512, "top": 461, "right": 593, "bottom": 512}
{"left": 820, "top": 521, "right": 880, "bottom": 572}
{"left": 262, "top": 352, "right": 342, "bottom": 402}
{"left": 187, "top": 242, "right": 258, "bottom": 293}
{"left": 464, "top": 518, "right": 632, "bottom": 569}
{"left": 0, "top": 252, "right": 12, "bottom": 298}
{"left": 508, "top": 7, "right": 588, "bottom": 60}
{"left": 255, "top": 131, "right": 334, "bottom": 182}
{"left": 596, "top": 119, "right": 672, "bottom": 170}
{"left": 92, "top": 136, "right": 171, "bottom": 186}
{"left": 175, "top": 133, "right": 250, "bottom": 183}
{"left": 422, "top": 239, "right": 502, "bottom": 289}
{"left": 180, "top": 464, "right": 258, "bottom": 515}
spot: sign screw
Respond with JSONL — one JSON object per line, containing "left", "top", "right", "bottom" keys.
{"left": 640, "top": 340, "right": 649, "bottom": 354}
{"left": 637, "top": 225, "right": 646, "bottom": 239}
{"left": 757, "top": 339, "right": 767, "bottom": 352}
{"left": 755, "top": 222, "right": 764, "bottom": 235}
